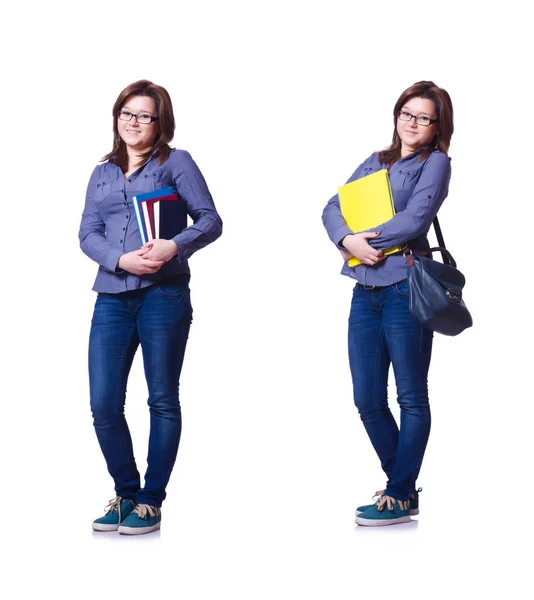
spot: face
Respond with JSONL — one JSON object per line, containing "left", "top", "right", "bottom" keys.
{"left": 117, "top": 95, "right": 159, "bottom": 152}
{"left": 396, "top": 97, "right": 439, "bottom": 155}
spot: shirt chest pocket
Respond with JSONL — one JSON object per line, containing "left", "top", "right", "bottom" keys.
{"left": 397, "top": 169, "right": 421, "bottom": 191}
{"left": 94, "top": 180, "right": 115, "bottom": 204}
{"left": 142, "top": 171, "right": 161, "bottom": 189}
{"left": 94, "top": 174, "right": 125, "bottom": 215}
{"left": 94, "top": 178, "right": 124, "bottom": 204}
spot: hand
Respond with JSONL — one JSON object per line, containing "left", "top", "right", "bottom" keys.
{"left": 117, "top": 247, "right": 165, "bottom": 275}
{"left": 342, "top": 232, "right": 385, "bottom": 266}
{"left": 339, "top": 248, "right": 353, "bottom": 261}
{"left": 141, "top": 239, "right": 178, "bottom": 262}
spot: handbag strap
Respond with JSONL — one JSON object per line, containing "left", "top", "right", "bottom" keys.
{"left": 431, "top": 217, "right": 454, "bottom": 266}
{"left": 404, "top": 217, "right": 457, "bottom": 268}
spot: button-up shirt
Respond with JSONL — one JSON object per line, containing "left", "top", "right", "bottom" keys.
{"left": 79, "top": 148, "right": 223, "bottom": 293}
{"left": 322, "top": 149, "right": 451, "bottom": 286}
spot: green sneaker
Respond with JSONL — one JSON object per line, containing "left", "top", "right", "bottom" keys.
{"left": 118, "top": 504, "right": 161, "bottom": 535}
{"left": 355, "top": 488, "right": 421, "bottom": 519}
{"left": 92, "top": 497, "right": 136, "bottom": 531}
{"left": 355, "top": 495, "right": 411, "bottom": 527}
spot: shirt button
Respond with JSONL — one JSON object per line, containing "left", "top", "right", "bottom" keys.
{"left": 128, "top": 178, "right": 132, "bottom": 183}
{"left": 126, "top": 216, "right": 129, "bottom": 219}
{"left": 122, "top": 227, "right": 125, "bottom": 231}
{"left": 120, "top": 240, "right": 123, "bottom": 243}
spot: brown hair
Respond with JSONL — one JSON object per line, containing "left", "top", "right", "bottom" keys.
{"left": 378, "top": 80, "right": 454, "bottom": 166}
{"left": 102, "top": 79, "right": 175, "bottom": 170}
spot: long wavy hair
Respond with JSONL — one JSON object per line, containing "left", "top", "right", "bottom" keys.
{"left": 378, "top": 80, "right": 454, "bottom": 166}
{"left": 102, "top": 79, "right": 175, "bottom": 170}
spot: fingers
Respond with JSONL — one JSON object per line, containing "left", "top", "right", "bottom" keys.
{"left": 362, "top": 231, "right": 381, "bottom": 240}
{"left": 364, "top": 252, "right": 385, "bottom": 266}
{"left": 139, "top": 264, "right": 163, "bottom": 274}
{"left": 143, "top": 259, "right": 164, "bottom": 267}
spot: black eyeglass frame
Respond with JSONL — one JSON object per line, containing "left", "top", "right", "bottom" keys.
{"left": 397, "top": 109, "right": 438, "bottom": 127}
{"left": 117, "top": 109, "right": 159, "bottom": 124}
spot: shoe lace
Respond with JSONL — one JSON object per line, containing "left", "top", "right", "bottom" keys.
{"left": 133, "top": 504, "right": 161, "bottom": 520}
{"left": 377, "top": 495, "right": 410, "bottom": 512}
{"left": 372, "top": 489, "right": 385, "bottom": 502}
{"left": 104, "top": 496, "right": 126, "bottom": 522}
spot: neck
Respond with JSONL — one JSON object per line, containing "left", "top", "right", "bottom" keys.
{"left": 127, "top": 147, "right": 145, "bottom": 165}
{"left": 400, "top": 144, "right": 418, "bottom": 158}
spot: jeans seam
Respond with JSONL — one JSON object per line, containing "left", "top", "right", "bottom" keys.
{"left": 374, "top": 326, "right": 397, "bottom": 455}
{"left": 115, "top": 323, "right": 139, "bottom": 472}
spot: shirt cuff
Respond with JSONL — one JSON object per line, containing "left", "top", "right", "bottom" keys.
{"left": 104, "top": 248, "right": 124, "bottom": 273}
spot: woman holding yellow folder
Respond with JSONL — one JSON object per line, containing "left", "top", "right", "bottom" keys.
{"left": 322, "top": 81, "right": 454, "bottom": 526}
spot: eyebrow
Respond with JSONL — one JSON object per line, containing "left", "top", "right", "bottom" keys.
{"left": 121, "top": 106, "right": 154, "bottom": 115}
{"left": 403, "top": 106, "right": 433, "bottom": 118}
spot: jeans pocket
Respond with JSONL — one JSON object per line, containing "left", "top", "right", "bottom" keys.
{"left": 155, "top": 280, "right": 189, "bottom": 299}
{"left": 394, "top": 279, "right": 410, "bottom": 296}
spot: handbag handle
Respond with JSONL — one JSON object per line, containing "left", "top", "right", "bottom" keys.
{"left": 404, "top": 245, "right": 457, "bottom": 269}
{"left": 406, "top": 217, "right": 455, "bottom": 267}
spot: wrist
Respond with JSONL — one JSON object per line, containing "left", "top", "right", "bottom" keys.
{"left": 168, "top": 239, "right": 178, "bottom": 259}
{"left": 341, "top": 234, "right": 353, "bottom": 249}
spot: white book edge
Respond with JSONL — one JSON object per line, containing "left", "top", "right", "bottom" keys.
{"left": 154, "top": 200, "right": 160, "bottom": 239}
{"left": 132, "top": 196, "right": 147, "bottom": 245}
{"left": 142, "top": 201, "right": 153, "bottom": 241}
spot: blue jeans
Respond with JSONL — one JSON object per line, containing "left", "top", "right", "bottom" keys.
{"left": 348, "top": 279, "right": 433, "bottom": 501}
{"left": 88, "top": 275, "right": 192, "bottom": 507}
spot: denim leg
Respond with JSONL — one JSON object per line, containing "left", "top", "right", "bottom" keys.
{"left": 135, "top": 279, "right": 192, "bottom": 506}
{"left": 348, "top": 285, "right": 399, "bottom": 480}
{"left": 382, "top": 279, "right": 433, "bottom": 501}
{"left": 89, "top": 294, "right": 141, "bottom": 499}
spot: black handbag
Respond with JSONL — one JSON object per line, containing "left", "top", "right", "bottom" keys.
{"left": 404, "top": 218, "right": 472, "bottom": 336}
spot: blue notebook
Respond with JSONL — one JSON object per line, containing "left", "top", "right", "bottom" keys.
{"left": 132, "top": 187, "right": 187, "bottom": 244}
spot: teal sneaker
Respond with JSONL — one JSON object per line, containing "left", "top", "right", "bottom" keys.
{"left": 355, "top": 495, "right": 411, "bottom": 526}
{"left": 92, "top": 497, "right": 136, "bottom": 532}
{"left": 118, "top": 504, "right": 161, "bottom": 535}
{"left": 355, "top": 487, "right": 421, "bottom": 518}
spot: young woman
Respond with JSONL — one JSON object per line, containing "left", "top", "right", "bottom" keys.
{"left": 79, "top": 80, "right": 222, "bottom": 535}
{"left": 322, "top": 81, "right": 454, "bottom": 526}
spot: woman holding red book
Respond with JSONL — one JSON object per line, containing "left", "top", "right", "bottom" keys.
{"left": 79, "top": 80, "right": 222, "bottom": 535}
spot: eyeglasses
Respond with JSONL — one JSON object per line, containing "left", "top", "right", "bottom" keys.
{"left": 117, "top": 109, "right": 159, "bottom": 124}
{"left": 397, "top": 110, "right": 438, "bottom": 127}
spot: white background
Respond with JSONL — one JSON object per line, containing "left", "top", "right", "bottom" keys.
{"left": 2, "top": 1, "right": 532, "bottom": 597}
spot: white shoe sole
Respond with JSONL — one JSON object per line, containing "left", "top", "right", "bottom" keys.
{"left": 355, "top": 514, "right": 411, "bottom": 526}
{"left": 92, "top": 523, "right": 119, "bottom": 532}
{"left": 118, "top": 522, "right": 161, "bottom": 535}
{"left": 355, "top": 508, "right": 419, "bottom": 518}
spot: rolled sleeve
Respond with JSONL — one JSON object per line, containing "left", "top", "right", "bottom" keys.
{"left": 368, "top": 152, "right": 452, "bottom": 250}
{"left": 170, "top": 151, "right": 223, "bottom": 262}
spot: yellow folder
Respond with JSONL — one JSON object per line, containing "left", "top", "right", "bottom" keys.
{"left": 338, "top": 169, "right": 403, "bottom": 267}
